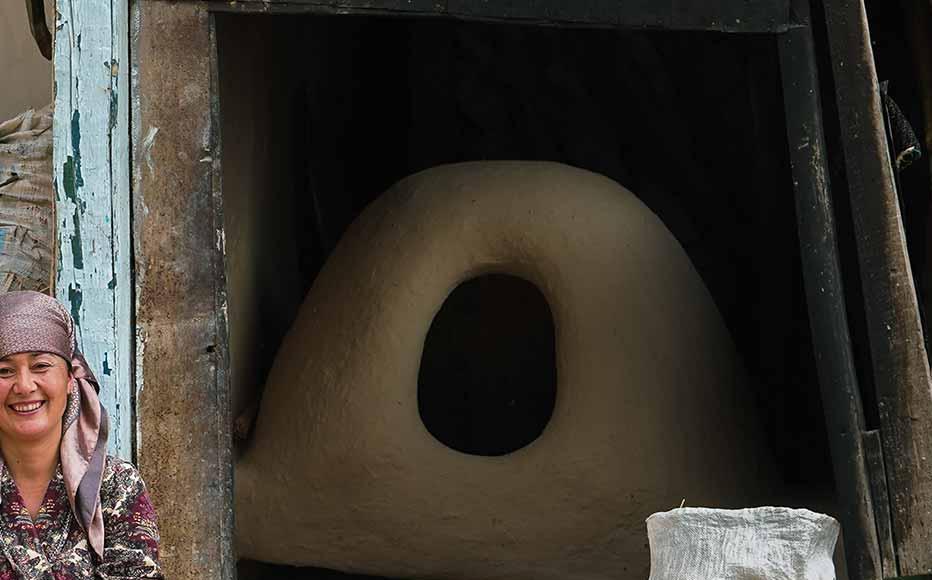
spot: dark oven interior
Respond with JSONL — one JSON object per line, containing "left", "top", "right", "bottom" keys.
{"left": 216, "top": 12, "right": 845, "bottom": 579}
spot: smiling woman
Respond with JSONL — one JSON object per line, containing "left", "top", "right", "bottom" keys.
{"left": 0, "top": 352, "right": 72, "bottom": 472}
{"left": 0, "top": 291, "right": 162, "bottom": 578}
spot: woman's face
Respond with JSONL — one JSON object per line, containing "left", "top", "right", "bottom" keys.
{"left": 0, "top": 352, "right": 72, "bottom": 445}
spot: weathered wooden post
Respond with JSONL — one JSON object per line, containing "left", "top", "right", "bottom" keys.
{"left": 53, "top": 0, "right": 133, "bottom": 459}
{"left": 54, "top": 1, "right": 234, "bottom": 578}
{"left": 131, "top": 2, "right": 233, "bottom": 579}
{"left": 821, "top": 0, "right": 932, "bottom": 574}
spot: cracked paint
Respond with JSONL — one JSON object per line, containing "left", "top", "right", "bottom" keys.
{"left": 67, "top": 282, "right": 82, "bottom": 331}
{"left": 54, "top": 0, "right": 133, "bottom": 459}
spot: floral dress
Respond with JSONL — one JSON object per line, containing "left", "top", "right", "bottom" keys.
{"left": 0, "top": 456, "right": 162, "bottom": 579}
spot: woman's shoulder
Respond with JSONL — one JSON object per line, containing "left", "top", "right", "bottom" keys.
{"left": 102, "top": 454, "right": 144, "bottom": 480}
{"left": 100, "top": 455, "right": 148, "bottom": 503}
{"left": 98, "top": 456, "right": 161, "bottom": 565}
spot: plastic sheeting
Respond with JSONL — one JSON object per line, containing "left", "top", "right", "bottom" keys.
{"left": 0, "top": 106, "right": 54, "bottom": 293}
{"left": 647, "top": 507, "right": 840, "bottom": 580}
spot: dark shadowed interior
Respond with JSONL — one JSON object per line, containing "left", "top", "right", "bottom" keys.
{"left": 418, "top": 274, "right": 557, "bottom": 457}
{"left": 216, "top": 11, "right": 873, "bottom": 579}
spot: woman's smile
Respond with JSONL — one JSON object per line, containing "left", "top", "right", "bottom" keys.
{"left": 0, "top": 352, "right": 71, "bottom": 443}
{"left": 8, "top": 400, "right": 46, "bottom": 415}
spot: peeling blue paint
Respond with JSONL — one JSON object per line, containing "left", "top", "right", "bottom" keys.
{"left": 70, "top": 207, "right": 84, "bottom": 270}
{"left": 62, "top": 112, "right": 84, "bottom": 205}
{"left": 62, "top": 157, "right": 77, "bottom": 203}
{"left": 55, "top": 0, "right": 134, "bottom": 459}
{"left": 109, "top": 90, "right": 118, "bottom": 130}
{"left": 108, "top": 61, "right": 120, "bottom": 133}
{"left": 54, "top": 177, "right": 63, "bottom": 276}
{"left": 67, "top": 283, "right": 82, "bottom": 330}
{"left": 70, "top": 111, "right": 83, "bottom": 186}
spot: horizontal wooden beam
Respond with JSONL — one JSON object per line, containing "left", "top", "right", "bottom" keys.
{"left": 206, "top": 0, "right": 794, "bottom": 33}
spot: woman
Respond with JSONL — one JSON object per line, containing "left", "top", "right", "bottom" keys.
{"left": 0, "top": 291, "right": 161, "bottom": 578}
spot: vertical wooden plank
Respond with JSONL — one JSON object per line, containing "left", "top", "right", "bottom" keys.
{"left": 53, "top": 0, "right": 133, "bottom": 460}
{"left": 131, "top": 2, "right": 233, "bottom": 579}
{"left": 821, "top": 0, "right": 932, "bottom": 573}
{"left": 209, "top": 13, "right": 235, "bottom": 580}
{"left": 777, "top": 7, "right": 881, "bottom": 578}
{"left": 110, "top": 0, "right": 133, "bottom": 464}
{"left": 863, "top": 430, "right": 897, "bottom": 579}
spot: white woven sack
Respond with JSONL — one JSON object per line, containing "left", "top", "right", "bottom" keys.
{"left": 647, "top": 507, "right": 840, "bottom": 580}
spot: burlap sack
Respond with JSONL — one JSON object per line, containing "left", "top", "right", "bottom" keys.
{"left": 647, "top": 507, "right": 840, "bottom": 580}
{"left": 0, "top": 106, "right": 54, "bottom": 292}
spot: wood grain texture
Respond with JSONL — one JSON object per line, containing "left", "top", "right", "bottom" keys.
{"left": 821, "top": 0, "right": 932, "bottom": 573}
{"left": 53, "top": 0, "right": 133, "bottom": 460}
{"left": 863, "top": 430, "right": 896, "bottom": 579}
{"left": 132, "top": 2, "right": 233, "bottom": 579}
{"left": 208, "top": 0, "right": 793, "bottom": 32}
{"left": 777, "top": 12, "right": 881, "bottom": 578}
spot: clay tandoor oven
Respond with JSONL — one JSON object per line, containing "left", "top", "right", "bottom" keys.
{"left": 219, "top": 10, "right": 829, "bottom": 580}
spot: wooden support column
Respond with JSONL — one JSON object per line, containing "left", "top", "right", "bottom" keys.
{"left": 822, "top": 0, "right": 932, "bottom": 573}
{"left": 131, "top": 2, "right": 232, "bottom": 579}
{"left": 53, "top": 0, "right": 133, "bottom": 460}
{"left": 777, "top": 3, "right": 881, "bottom": 577}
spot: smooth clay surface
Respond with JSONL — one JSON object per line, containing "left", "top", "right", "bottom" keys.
{"left": 236, "top": 162, "right": 777, "bottom": 579}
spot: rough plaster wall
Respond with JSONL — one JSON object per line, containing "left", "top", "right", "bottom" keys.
{"left": 0, "top": 0, "right": 54, "bottom": 121}
{"left": 218, "top": 16, "right": 306, "bottom": 424}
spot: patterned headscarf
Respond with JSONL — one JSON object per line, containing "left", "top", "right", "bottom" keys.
{"left": 0, "top": 291, "right": 109, "bottom": 559}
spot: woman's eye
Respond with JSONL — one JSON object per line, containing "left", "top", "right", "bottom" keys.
{"left": 32, "top": 363, "right": 51, "bottom": 372}
{"left": 0, "top": 369, "right": 12, "bottom": 378}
